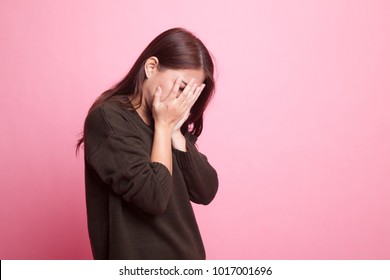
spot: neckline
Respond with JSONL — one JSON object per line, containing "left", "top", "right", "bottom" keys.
{"left": 129, "top": 104, "right": 154, "bottom": 131}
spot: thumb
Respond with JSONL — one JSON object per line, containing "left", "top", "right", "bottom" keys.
{"left": 152, "top": 87, "right": 162, "bottom": 107}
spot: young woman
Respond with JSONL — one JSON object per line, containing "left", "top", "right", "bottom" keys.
{"left": 77, "top": 28, "right": 218, "bottom": 260}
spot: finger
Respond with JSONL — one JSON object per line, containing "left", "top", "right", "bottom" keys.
{"left": 196, "top": 83, "right": 206, "bottom": 98}
{"left": 152, "top": 86, "right": 162, "bottom": 107}
{"left": 179, "top": 84, "right": 202, "bottom": 118}
{"left": 177, "top": 84, "right": 198, "bottom": 115}
{"left": 180, "top": 82, "right": 203, "bottom": 111}
{"left": 189, "top": 83, "right": 205, "bottom": 107}
{"left": 167, "top": 76, "right": 183, "bottom": 101}
{"left": 178, "top": 78, "right": 196, "bottom": 101}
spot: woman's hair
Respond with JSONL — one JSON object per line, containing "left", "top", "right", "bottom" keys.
{"left": 76, "top": 27, "right": 215, "bottom": 153}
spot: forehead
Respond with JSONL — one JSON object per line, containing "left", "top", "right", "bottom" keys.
{"left": 164, "top": 68, "right": 205, "bottom": 83}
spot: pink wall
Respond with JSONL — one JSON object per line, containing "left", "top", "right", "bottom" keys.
{"left": 1, "top": 0, "right": 389, "bottom": 259}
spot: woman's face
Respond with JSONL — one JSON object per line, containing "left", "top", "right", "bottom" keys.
{"left": 141, "top": 58, "right": 205, "bottom": 111}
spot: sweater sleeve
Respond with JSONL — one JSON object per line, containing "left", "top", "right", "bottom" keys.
{"left": 173, "top": 135, "right": 218, "bottom": 205}
{"left": 84, "top": 104, "right": 173, "bottom": 215}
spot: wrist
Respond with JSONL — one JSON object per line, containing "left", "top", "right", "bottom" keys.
{"left": 155, "top": 122, "right": 174, "bottom": 133}
{"left": 171, "top": 130, "right": 187, "bottom": 152}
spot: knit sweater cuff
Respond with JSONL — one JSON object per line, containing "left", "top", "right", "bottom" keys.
{"left": 173, "top": 146, "right": 195, "bottom": 170}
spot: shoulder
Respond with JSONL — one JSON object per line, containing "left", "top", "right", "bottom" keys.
{"left": 85, "top": 99, "right": 138, "bottom": 136}
{"left": 84, "top": 99, "right": 143, "bottom": 156}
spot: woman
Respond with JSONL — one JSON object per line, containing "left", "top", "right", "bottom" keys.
{"left": 77, "top": 28, "right": 218, "bottom": 260}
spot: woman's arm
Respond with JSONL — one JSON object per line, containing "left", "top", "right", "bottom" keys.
{"left": 172, "top": 131, "right": 219, "bottom": 205}
{"left": 84, "top": 105, "right": 173, "bottom": 215}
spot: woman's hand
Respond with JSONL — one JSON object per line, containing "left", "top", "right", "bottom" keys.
{"left": 172, "top": 83, "right": 205, "bottom": 132}
{"left": 151, "top": 77, "right": 204, "bottom": 170}
{"left": 152, "top": 77, "right": 204, "bottom": 132}
{"left": 171, "top": 81, "right": 205, "bottom": 151}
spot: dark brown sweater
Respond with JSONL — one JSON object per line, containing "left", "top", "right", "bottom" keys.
{"left": 83, "top": 99, "right": 218, "bottom": 259}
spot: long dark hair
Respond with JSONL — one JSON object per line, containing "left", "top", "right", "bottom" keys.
{"left": 76, "top": 27, "right": 215, "bottom": 153}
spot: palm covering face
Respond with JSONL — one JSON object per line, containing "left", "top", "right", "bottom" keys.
{"left": 152, "top": 77, "right": 205, "bottom": 132}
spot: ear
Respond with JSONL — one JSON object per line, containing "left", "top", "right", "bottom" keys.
{"left": 144, "top": 56, "right": 159, "bottom": 78}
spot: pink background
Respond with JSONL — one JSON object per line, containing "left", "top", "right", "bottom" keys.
{"left": 1, "top": 0, "right": 389, "bottom": 259}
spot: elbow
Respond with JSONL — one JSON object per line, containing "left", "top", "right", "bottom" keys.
{"left": 205, "top": 170, "right": 219, "bottom": 204}
{"left": 203, "top": 182, "right": 219, "bottom": 205}
{"left": 125, "top": 163, "right": 173, "bottom": 215}
{"left": 191, "top": 173, "right": 219, "bottom": 205}
{"left": 132, "top": 179, "right": 173, "bottom": 215}
{"left": 143, "top": 199, "right": 169, "bottom": 215}
{"left": 198, "top": 194, "right": 216, "bottom": 205}
{"left": 191, "top": 190, "right": 217, "bottom": 205}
